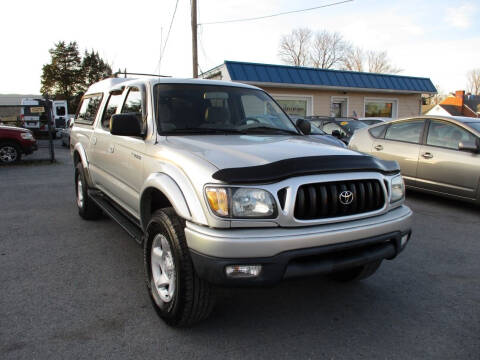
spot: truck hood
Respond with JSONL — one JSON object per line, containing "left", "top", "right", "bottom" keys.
{"left": 165, "top": 135, "right": 361, "bottom": 170}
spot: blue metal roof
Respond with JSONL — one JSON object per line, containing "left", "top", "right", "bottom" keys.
{"left": 224, "top": 61, "right": 436, "bottom": 93}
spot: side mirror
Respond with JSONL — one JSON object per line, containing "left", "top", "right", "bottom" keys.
{"left": 296, "top": 119, "right": 311, "bottom": 135}
{"left": 332, "top": 130, "right": 342, "bottom": 138}
{"left": 110, "top": 113, "right": 143, "bottom": 137}
{"left": 458, "top": 141, "right": 479, "bottom": 153}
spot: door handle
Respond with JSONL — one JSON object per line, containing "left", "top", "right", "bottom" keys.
{"left": 422, "top": 152, "right": 433, "bottom": 159}
{"left": 374, "top": 145, "right": 383, "bottom": 151}
{"left": 108, "top": 145, "right": 115, "bottom": 153}
{"left": 92, "top": 136, "right": 97, "bottom": 145}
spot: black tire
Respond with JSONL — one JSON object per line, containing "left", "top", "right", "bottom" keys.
{"left": 75, "top": 162, "right": 102, "bottom": 220}
{"left": 0, "top": 142, "right": 22, "bottom": 164}
{"left": 328, "top": 260, "right": 382, "bottom": 282}
{"left": 144, "top": 208, "right": 215, "bottom": 327}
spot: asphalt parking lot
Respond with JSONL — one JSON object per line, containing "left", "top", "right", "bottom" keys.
{"left": 1, "top": 146, "right": 479, "bottom": 359}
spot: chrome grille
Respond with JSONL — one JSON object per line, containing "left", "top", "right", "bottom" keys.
{"left": 294, "top": 180, "right": 385, "bottom": 220}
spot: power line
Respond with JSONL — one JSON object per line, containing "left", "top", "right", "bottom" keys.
{"left": 159, "top": 0, "right": 180, "bottom": 65}
{"left": 198, "top": 0, "right": 353, "bottom": 25}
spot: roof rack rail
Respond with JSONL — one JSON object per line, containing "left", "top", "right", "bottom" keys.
{"left": 112, "top": 71, "right": 171, "bottom": 78}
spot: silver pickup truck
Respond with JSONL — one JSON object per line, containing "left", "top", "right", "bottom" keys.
{"left": 71, "top": 77, "right": 412, "bottom": 326}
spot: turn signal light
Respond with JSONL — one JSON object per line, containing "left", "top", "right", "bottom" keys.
{"left": 206, "top": 187, "right": 229, "bottom": 216}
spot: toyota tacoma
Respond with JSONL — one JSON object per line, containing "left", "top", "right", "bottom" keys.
{"left": 70, "top": 77, "right": 412, "bottom": 326}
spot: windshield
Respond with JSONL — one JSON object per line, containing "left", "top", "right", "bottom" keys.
{"left": 465, "top": 122, "right": 480, "bottom": 132}
{"left": 154, "top": 84, "right": 299, "bottom": 135}
{"left": 337, "top": 120, "right": 367, "bottom": 134}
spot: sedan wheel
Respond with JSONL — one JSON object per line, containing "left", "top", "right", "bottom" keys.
{"left": 0, "top": 144, "right": 20, "bottom": 163}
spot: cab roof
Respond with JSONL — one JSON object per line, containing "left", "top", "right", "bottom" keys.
{"left": 85, "top": 77, "right": 260, "bottom": 95}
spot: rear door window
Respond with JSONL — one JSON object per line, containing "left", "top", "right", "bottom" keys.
{"left": 385, "top": 120, "right": 424, "bottom": 144}
{"left": 76, "top": 94, "right": 103, "bottom": 125}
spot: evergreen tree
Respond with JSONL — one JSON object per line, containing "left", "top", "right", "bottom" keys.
{"left": 40, "top": 42, "right": 112, "bottom": 112}
{"left": 80, "top": 50, "right": 112, "bottom": 92}
{"left": 40, "top": 41, "right": 83, "bottom": 105}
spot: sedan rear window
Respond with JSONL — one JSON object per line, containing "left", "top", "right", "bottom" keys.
{"left": 385, "top": 120, "right": 424, "bottom": 144}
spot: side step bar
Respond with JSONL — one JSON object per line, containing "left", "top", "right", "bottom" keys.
{"left": 88, "top": 190, "right": 144, "bottom": 245}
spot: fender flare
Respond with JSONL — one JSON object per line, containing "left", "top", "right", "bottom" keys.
{"left": 73, "top": 143, "right": 94, "bottom": 187}
{"left": 140, "top": 173, "right": 208, "bottom": 230}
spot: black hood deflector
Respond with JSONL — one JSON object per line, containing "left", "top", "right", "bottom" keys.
{"left": 212, "top": 155, "right": 400, "bottom": 184}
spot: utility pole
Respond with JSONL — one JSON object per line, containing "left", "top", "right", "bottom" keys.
{"left": 191, "top": 0, "right": 198, "bottom": 78}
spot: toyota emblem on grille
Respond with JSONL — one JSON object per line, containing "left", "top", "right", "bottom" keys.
{"left": 339, "top": 190, "right": 354, "bottom": 205}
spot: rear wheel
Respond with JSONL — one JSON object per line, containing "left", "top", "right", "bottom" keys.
{"left": 75, "top": 163, "right": 102, "bottom": 220}
{"left": 328, "top": 260, "right": 382, "bottom": 282}
{"left": 144, "top": 208, "right": 215, "bottom": 327}
{"left": 0, "top": 142, "right": 21, "bottom": 163}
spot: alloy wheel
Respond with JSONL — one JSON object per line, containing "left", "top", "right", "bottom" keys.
{"left": 151, "top": 234, "right": 176, "bottom": 303}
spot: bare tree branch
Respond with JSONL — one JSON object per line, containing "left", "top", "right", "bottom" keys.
{"left": 341, "top": 46, "right": 364, "bottom": 72}
{"left": 310, "top": 31, "right": 347, "bottom": 69}
{"left": 467, "top": 69, "right": 480, "bottom": 95}
{"left": 278, "top": 28, "right": 403, "bottom": 75}
{"left": 367, "top": 50, "right": 402, "bottom": 74}
{"left": 278, "top": 28, "right": 312, "bottom": 66}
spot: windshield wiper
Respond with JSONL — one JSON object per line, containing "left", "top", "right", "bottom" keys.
{"left": 163, "top": 128, "right": 246, "bottom": 135}
{"left": 242, "top": 126, "right": 299, "bottom": 135}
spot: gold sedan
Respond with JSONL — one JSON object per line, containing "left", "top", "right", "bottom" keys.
{"left": 349, "top": 115, "right": 480, "bottom": 204}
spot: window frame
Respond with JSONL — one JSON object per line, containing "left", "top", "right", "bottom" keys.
{"left": 383, "top": 119, "right": 426, "bottom": 145}
{"left": 75, "top": 93, "right": 104, "bottom": 125}
{"left": 424, "top": 119, "right": 478, "bottom": 151}
{"left": 364, "top": 97, "right": 398, "bottom": 119}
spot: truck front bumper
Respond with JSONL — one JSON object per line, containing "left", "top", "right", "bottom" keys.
{"left": 185, "top": 205, "right": 412, "bottom": 286}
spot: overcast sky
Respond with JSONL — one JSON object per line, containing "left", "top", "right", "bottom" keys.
{"left": 1, "top": 0, "right": 479, "bottom": 94}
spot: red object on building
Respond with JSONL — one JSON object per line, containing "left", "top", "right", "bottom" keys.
{"left": 439, "top": 90, "right": 479, "bottom": 117}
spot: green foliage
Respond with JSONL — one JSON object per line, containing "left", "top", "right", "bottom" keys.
{"left": 40, "top": 41, "right": 112, "bottom": 112}
{"left": 40, "top": 41, "right": 83, "bottom": 101}
{"left": 80, "top": 50, "right": 112, "bottom": 92}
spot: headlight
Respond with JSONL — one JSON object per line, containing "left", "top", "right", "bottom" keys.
{"left": 390, "top": 175, "right": 405, "bottom": 203}
{"left": 20, "top": 132, "right": 34, "bottom": 140}
{"left": 205, "top": 187, "right": 277, "bottom": 218}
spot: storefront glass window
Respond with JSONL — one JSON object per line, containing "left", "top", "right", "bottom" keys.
{"left": 276, "top": 99, "right": 307, "bottom": 117}
{"left": 365, "top": 100, "right": 394, "bottom": 118}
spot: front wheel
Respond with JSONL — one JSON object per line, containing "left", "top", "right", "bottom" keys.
{"left": 0, "top": 142, "right": 21, "bottom": 163}
{"left": 328, "top": 260, "right": 382, "bottom": 282}
{"left": 144, "top": 208, "right": 215, "bottom": 327}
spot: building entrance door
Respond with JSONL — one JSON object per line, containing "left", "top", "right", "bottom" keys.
{"left": 331, "top": 97, "right": 348, "bottom": 117}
